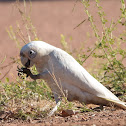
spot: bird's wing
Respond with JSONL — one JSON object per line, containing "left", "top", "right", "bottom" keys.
{"left": 48, "top": 49, "right": 119, "bottom": 101}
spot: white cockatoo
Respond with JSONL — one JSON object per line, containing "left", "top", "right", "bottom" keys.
{"left": 18, "top": 41, "right": 126, "bottom": 116}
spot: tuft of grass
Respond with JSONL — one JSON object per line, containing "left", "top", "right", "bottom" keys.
{"left": 6, "top": 0, "right": 39, "bottom": 49}
{"left": 0, "top": 78, "right": 54, "bottom": 119}
{"left": 80, "top": 0, "right": 126, "bottom": 100}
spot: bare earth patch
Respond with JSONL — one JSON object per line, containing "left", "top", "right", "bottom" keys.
{"left": 0, "top": 107, "right": 126, "bottom": 126}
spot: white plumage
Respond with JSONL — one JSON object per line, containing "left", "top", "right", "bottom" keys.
{"left": 19, "top": 41, "right": 126, "bottom": 114}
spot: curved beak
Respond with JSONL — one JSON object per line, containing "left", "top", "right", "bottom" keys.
{"left": 25, "top": 59, "right": 30, "bottom": 68}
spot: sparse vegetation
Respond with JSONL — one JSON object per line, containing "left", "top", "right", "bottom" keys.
{"left": 0, "top": 0, "right": 126, "bottom": 121}
{"left": 80, "top": 0, "right": 126, "bottom": 100}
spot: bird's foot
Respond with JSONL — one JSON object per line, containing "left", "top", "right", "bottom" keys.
{"left": 17, "top": 66, "right": 31, "bottom": 78}
{"left": 48, "top": 101, "right": 61, "bottom": 117}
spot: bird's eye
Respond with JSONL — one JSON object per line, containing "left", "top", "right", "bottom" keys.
{"left": 28, "top": 50, "right": 37, "bottom": 59}
{"left": 29, "top": 50, "right": 34, "bottom": 54}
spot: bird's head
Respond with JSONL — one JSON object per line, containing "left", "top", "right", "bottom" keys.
{"left": 20, "top": 41, "right": 54, "bottom": 68}
{"left": 20, "top": 43, "right": 37, "bottom": 68}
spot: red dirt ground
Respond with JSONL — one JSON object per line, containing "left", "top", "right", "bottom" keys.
{"left": 0, "top": 0, "right": 126, "bottom": 126}
{"left": 0, "top": 107, "right": 126, "bottom": 126}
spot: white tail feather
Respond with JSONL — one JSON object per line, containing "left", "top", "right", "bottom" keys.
{"left": 102, "top": 98, "right": 126, "bottom": 109}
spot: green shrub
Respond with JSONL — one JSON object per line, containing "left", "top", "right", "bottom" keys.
{"left": 78, "top": 0, "right": 126, "bottom": 99}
